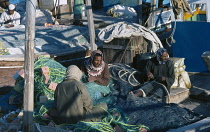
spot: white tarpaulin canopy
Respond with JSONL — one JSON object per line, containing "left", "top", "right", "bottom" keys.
{"left": 98, "top": 22, "right": 163, "bottom": 53}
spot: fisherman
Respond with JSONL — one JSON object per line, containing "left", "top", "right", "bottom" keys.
{"left": 0, "top": 4, "right": 21, "bottom": 28}
{"left": 81, "top": 50, "right": 111, "bottom": 101}
{"left": 83, "top": 50, "right": 110, "bottom": 86}
{"left": 132, "top": 48, "right": 175, "bottom": 97}
{"left": 54, "top": 65, "right": 108, "bottom": 124}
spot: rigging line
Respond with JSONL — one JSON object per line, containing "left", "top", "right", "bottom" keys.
{"left": 119, "top": 37, "right": 133, "bottom": 63}
{"left": 166, "top": 0, "right": 177, "bottom": 47}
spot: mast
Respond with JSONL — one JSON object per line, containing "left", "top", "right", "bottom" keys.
{"left": 23, "top": 0, "right": 36, "bottom": 131}
{"left": 148, "top": 0, "right": 156, "bottom": 28}
{"left": 85, "top": 0, "right": 97, "bottom": 51}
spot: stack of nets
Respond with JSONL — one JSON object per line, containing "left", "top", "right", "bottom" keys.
{"left": 117, "top": 102, "right": 202, "bottom": 132}
{"left": 13, "top": 56, "right": 67, "bottom": 124}
{"left": 33, "top": 57, "right": 66, "bottom": 123}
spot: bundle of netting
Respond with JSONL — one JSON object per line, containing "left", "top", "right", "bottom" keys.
{"left": 108, "top": 63, "right": 141, "bottom": 99}
{"left": 32, "top": 56, "right": 66, "bottom": 122}
{"left": 117, "top": 101, "right": 202, "bottom": 132}
{"left": 33, "top": 56, "right": 66, "bottom": 104}
{"left": 81, "top": 74, "right": 112, "bottom": 104}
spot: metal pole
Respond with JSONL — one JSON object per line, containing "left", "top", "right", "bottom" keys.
{"left": 85, "top": 0, "right": 97, "bottom": 51}
{"left": 23, "top": 0, "right": 36, "bottom": 131}
{"left": 148, "top": 0, "right": 156, "bottom": 28}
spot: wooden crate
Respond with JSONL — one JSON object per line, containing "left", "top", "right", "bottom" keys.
{"left": 102, "top": 36, "right": 147, "bottom": 64}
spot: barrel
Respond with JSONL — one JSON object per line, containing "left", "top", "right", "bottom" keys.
{"left": 133, "top": 52, "right": 156, "bottom": 72}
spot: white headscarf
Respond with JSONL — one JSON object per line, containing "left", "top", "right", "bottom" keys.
{"left": 66, "top": 65, "right": 82, "bottom": 81}
{"left": 84, "top": 50, "right": 105, "bottom": 76}
{"left": 9, "top": 4, "right": 15, "bottom": 10}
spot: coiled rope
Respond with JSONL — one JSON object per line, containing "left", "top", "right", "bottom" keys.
{"left": 108, "top": 63, "right": 141, "bottom": 86}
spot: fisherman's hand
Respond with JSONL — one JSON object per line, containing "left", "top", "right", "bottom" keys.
{"left": 147, "top": 72, "right": 154, "bottom": 79}
{"left": 156, "top": 76, "right": 165, "bottom": 82}
{"left": 88, "top": 76, "right": 97, "bottom": 82}
{"left": 7, "top": 24, "right": 14, "bottom": 28}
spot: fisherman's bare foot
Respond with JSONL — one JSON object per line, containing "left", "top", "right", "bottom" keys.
{"left": 134, "top": 90, "right": 143, "bottom": 97}
{"left": 129, "top": 91, "right": 134, "bottom": 94}
{"left": 114, "top": 125, "right": 123, "bottom": 132}
{"left": 139, "top": 127, "right": 147, "bottom": 132}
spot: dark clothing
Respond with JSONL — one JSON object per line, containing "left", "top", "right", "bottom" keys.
{"left": 144, "top": 57, "right": 175, "bottom": 93}
{"left": 0, "top": 0, "right": 9, "bottom": 9}
{"left": 54, "top": 78, "right": 107, "bottom": 124}
{"left": 82, "top": 63, "right": 110, "bottom": 86}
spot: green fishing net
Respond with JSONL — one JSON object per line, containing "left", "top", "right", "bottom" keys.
{"left": 58, "top": 107, "right": 149, "bottom": 132}
{"left": 13, "top": 56, "right": 66, "bottom": 123}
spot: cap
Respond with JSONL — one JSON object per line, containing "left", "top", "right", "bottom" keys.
{"left": 8, "top": 4, "right": 15, "bottom": 10}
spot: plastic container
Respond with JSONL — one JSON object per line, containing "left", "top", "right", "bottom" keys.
{"left": 201, "top": 51, "right": 210, "bottom": 72}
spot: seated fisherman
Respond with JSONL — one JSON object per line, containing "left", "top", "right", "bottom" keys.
{"left": 0, "top": 4, "right": 23, "bottom": 28}
{"left": 80, "top": 50, "right": 111, "bottom": 101}
{"left": 83, "top": 50, "right": 110, "bottom": 86}
{"left": 54, "top": 65, "right": 107, "bottom": 124}
{"left": 133, "top": 48, "right": 175, "bottom": 97}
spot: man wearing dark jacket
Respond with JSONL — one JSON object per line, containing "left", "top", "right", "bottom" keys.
{"left": 133, "top": 48, "right": 175, "bottom": 97}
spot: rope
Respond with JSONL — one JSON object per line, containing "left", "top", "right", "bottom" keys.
{"left": 72, "top": 107, "right": 149, "bottom": 132}
{"left": 152, "top": 80, "right": 170, "bottom": 103}
{"left": 166, "top": 0, "right": 177, "bottom": 47}
{"left": 128, "top": 71, "right": 141, "bottom": 86}
{"left": 166, "top": 17, "right": 176, "bottom": 47}
{"left": 108, "top": 63, "right": 141, "bottom": 86}
{"left": 144, "top": 12, "right": 153, "bottom": 27}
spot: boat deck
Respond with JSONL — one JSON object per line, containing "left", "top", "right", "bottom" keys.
{"left": 189, "top": 72, "right": 210, "bottom": 90}
{"left": 179, "top": 72, "right": 210, "bottom": 117}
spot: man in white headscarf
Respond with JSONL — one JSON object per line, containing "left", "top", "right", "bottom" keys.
{"left": 83, "top": 50, "right": 110, "bottom": 86}
{"left": 0, "top": 4, "right": 21, "bottom": 28}
{"left": 54, "top": 65, "right": 108, "bottom": 124}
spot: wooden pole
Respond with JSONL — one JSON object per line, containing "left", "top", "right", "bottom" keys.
{"left": 67, "top": 0, "right": 74, "bottom": 14}
{"left": 23, "top": 0, "right": 36, "bottom": 131}
{"left": 85, "top": 0, "right": 97, "bottom": 51}
{"left": 137, "top": 0, "right": 142, "bottom": 25}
